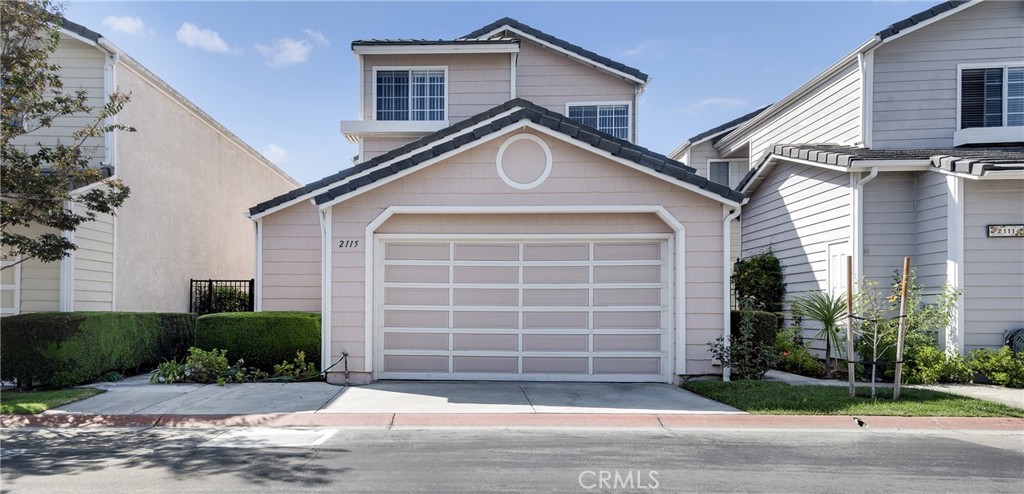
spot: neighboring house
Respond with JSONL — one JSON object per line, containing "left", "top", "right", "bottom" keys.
{"left": 250, "top": 18, "right": 743, "bottom": 384}
{"left": 1, "top": 20, "right": 299, "bottom": 315}
{"left": 693, "top": 0, "right": 1023, "bottom": 354}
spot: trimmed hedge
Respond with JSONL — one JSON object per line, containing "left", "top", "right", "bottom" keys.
{"left": 730, "top": 310, "right": 783, "bottom": 346}
{"left": 1, "top": 312, "right": 196, "bottom": 389}
{"left": 195, "top": 312, "right": 320, "bottom": 371}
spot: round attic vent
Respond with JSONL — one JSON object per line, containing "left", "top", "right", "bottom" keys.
{"left": 496, "top": 133, "right": 552, "bottom": 190}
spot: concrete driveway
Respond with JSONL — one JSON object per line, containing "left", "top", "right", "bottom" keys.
{"left": 59, "top": 375, "right": 742, "bottom": 415}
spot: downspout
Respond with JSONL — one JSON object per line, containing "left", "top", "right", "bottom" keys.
{"left": 317, "top": 204, "right": 333, "bottom": 373}
{"left": 851, "top": 167, "right": 878, "bottom": 285}
{"left": 722, "top": 204, "right": 743, "bottom": 381}
{"left": 251, "top": 216, "right": 262, "bottom": 311}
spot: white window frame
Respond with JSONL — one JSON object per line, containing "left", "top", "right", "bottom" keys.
{"left": 1, "top": 256, "right": 22, "bottom": 316}
{"left": 708, "top": 160, "right": 730, "bottom": 187}
{"left": 564, "top": 101, "right": 633, "bottom": 142}
{"left": 954, "top": 62, "right": 1024, "bottom": 147}
{"left": 371, "top": 66, "right": 449, "bottom": 122}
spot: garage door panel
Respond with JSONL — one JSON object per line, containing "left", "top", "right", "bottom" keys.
{"left": 454, "top": 243, "right": 518, "bottom": 261}
{"left": 384, "top": 310, "right": 448, "bottom": 328}
{"left": 385, "top": 287, "right": 449, "bottom": 305}
{"left": 454, "top": 356, "right": 518, "bottom": 373}
{"left": 453, "top": 310, "right": 518, "bottom": 328}
{"left": 594, "top": 265, "right": 660, "bottom": 283}
{"left": 522, "top": 334, "right": 588, "bottom": 352}
{"left": 522, "top": 311, "right": 588, "bottom": 329}
{"left": 523, "top": 357, "right": 588, "bottom": 374}
{"left": 384, "top": 332, "right": 449, "bottom": 351}
{"left": 593, "top": 357, "right": 661, "bottom": 374}
{"left": 385, "top": 265, "right": 449, "bottom": 283}
{"left": 384, "top": 355, "right": 448, "bottom": 372}
{"left": 594, "top": 334, "right": 661, "bottom": 352}
{"left": 454, "top": 333, "right": 518, "bottom": 351}
{"left": 377, "top": 238, "right": 671, "bottom": 382}
{"left": 454, "top": 288, "right": 518, "bottom": 306}
{"left": 523, "top": 243, "right": 589, "bottom": 261}
{"left": 522, "top": 289, "right": 588, "bottom": 306}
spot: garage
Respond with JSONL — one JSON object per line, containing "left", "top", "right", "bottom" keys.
{"left": 375, "top": 236, "right": 672, "bottom": 382}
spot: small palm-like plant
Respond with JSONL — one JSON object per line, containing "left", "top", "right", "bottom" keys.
{"left": 791, "top": 290, "right": 847, "bottom": 379}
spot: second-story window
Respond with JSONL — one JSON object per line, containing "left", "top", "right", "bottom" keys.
{"left": 567, "top": 103, "right": 629, "bottom": 140}
{"left": 376, "top": 69, "right": 445, "bottom": 121}
{"left": 961, "top": 66, "right": 1023, "bottom": 129}
{"left": 709, "top": 161, "right": 730, "bottom": 186}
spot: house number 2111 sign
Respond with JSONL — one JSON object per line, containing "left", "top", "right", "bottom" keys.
{"left": 987, "top": 225, "right": 1024, "bottom": 238}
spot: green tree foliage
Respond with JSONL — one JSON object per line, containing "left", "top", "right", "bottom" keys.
{"left": 1, "top": 0, "right": 133, "bottom": 267}
{"left": 731, "top": 249, "right": 786, "bottom": 312}
{"left": 791, "top": 290, "right": 847, "bottom": 379}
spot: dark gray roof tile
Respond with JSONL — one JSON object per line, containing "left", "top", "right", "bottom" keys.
{"left": 875, "top": 1, "right": 970, "bottom": 40}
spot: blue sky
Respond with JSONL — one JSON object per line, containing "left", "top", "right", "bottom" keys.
{"left": 65, "top": 1, "right": 936, "bottom": 185}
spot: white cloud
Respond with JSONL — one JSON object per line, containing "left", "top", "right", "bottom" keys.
{"left": 618, "top": 40, "right": 661, "bottom": 58}
{"left": 303, "top": 29, "right": 330, "bottom": 46}
{"left": 261, "top": 143, "right": 289, "bottom": 164}
{"left": 175, "top": 22, "right": 230, "bottom": 53}
{"left": 255, "top": 37, "right": 312, "bottom": 67}
{"left": 102, "top": 15, "right": 146, "bottom": 36}
{"left": 678, "top": 97, "right": 747, "bottom": 115}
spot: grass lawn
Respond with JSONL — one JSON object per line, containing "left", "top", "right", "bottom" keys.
{"left": 683, "top": 380, "right": 1024, "bottom": 418}
{"left": 0, "top": 388, "right": 105, "bottom": 415}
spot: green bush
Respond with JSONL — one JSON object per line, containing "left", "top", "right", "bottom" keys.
{"left": 968, "top": 347, "right": 1024, "bottom": 388}
{"left": 774, "top": 326, "right": 825, "bottom": 378}
{"left": 729, "top": 310, "right": 782, "bottom": 346}
{"left": 195, "top": 311, "right": 320, "bottom": 371}
{"left": 904, "top": 345, "right": 973, "bottom": 384}
{"left": 711, "top": 310, "right": 783, "bottom": 380}
{"left": 1, "top": 312, "right": 196, "bottom": 389}
{"left": 731, "top": 249, "right": 786, "bottom": 313}
{"left": 192, "top": 285, "right": 251, "bottom": 315}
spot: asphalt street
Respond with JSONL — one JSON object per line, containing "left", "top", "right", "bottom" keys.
{"left": 1, "top": 427, "right": 1022, "bottom": 493}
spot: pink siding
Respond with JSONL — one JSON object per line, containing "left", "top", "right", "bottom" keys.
{"left": 261, "top": 200, "right": 321, "bottom": 311}
{"left": 324, "top": 130, "right": 726, "bottom": 375}
{"left": 362, "top": 137, "right": 418, "bottom": 161}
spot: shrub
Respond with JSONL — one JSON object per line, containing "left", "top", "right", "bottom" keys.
{"left": 775, "top": 327, "right": 825, "bottom": 378}
{"left": 272, "top": 350, "right": 319, "bottom": 381}
{"left": 195, "top": 311, "right": 320, "bottom": 371}
{"left": 1, "top": 312, "right": 196, "bottom": 389}
{"left": 712, "top": 310, "right": 782, "bottom": 380}
{"left": 968, "top": 347, "right": 1024, "bottom": 388}
{"left": 904, "top": 346, "right": 973, "bottom": 384}
{"left": 731, "top": 249, "right": 786, "bottom": 313}
{"left": 192, "top": 285, "right": 251, "bottom": 315}
{"left": 183, "top": 347, "right": 229, "bottom": 383}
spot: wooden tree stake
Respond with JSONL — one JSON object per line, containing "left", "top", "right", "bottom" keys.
{"left": 893, "top": 256, "right": 911, "bottom": 400}
{"left": 846, "top": 255, "right": 856, "bottom": 397}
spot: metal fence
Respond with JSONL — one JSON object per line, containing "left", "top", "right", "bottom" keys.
{"left": 189, "top": 279, "right": 254, "bottom": 315}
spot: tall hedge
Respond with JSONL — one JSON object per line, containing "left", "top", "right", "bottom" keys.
{"left": 1, "top": 312, "right": 196, "bottom": 389}
{"left": 195, "top": 311, "right": 320, "bottom": 371}
{"left": 730, "top": 310, "right": 783, "bottom": 346}
{"left": 731, "top": 249, "right": 786, "bottom": 312}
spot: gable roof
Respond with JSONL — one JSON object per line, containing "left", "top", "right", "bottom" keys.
{"left": 463, "top": 17, "right": 650, "bottom": 84}
{"left": 250, "top": 98, "right": 743, "bottom": 217}
{"left": 737, "top": 144, "right": 1024, "bottom": 193}
{"left": 669, "top": 106, "right": 771, "bottom": 159}
{"left": 875, "top": 0, "right": 971, "bottom": 40}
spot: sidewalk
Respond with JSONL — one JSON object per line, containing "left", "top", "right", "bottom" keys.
{"left": 764, "top": 370, "right": 1024, "bottom": 409}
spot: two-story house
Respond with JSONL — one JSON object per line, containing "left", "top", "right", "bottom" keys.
{"left": 250, "top": 18, "right": 744, "bottom": 384}
{"left": 1, "top": 19, "right": 299, "bottom": 315}
{"left": 682, "top": 0, "right": 1023, "bottom": 355}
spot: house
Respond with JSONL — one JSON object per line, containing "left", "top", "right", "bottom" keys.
{"left": 0, "top": 19, "right": 299, "bottom": 315}
{"left": 249, "top": 18, "right": 743, "bottom": 384}
{"left": 687, "top": 0, "right": 1023, "bottom": 354}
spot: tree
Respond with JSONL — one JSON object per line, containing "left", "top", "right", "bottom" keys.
{"left": 1, "top": 0, "right": 133, "bottom": 269}
{"left": 791, "top": 290, "right": 847, "bottom": 380}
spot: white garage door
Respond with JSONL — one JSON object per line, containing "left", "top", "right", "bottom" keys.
{"left": 375, "top": 236, "right": 673, "bottom": 382}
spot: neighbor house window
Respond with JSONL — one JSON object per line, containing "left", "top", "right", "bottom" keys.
{"left": 567, "top": 103, "right": 630, "bottom": 140}
{"left": 375, "top": 69, "right": 445, "bottom": 121}
{"left": 709, "top": 161, "right": 730, "bottom": 186}
{"left": 961, "top": 66, "right": 1023, "bottom": 129}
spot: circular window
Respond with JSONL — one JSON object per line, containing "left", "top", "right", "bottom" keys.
{"left": 496, "top": 134, "right": 552, "bottom": 190}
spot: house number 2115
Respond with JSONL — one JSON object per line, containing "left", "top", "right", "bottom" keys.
{"left": 338, "top": 240, "right": 360, "bottom": 248}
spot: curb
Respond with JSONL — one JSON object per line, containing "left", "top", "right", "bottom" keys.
{"left": 3, "top": 413, "right": 1023, "bottom": 431}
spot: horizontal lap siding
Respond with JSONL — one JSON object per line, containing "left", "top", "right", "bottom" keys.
{"left": 863, "top": 172, "right": 916, "bottom": 285}
{"left": 261, "top": 200, "right": 321, "bottom": 312}
{"left": 329, "top": 131, "right": 725, "bottom": 375}
{"left": 72, "top": 205, "right": 114, "bottom": 311}
{"left": 915, "top": 172, "right": 948, "bottom": 293}
{"left": 963, "top": 180, "right": 1024, "bottom": 350}
{"left": 361, "top": 53, "right": 511, "bottom": 124}
{"left": 741, "top": 161, "right": 851, "bottom": 307}
{"left": 872, "top": 1, "right": 1024, "bottom": 149}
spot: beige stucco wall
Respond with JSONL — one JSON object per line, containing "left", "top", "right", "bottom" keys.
{"left": 112, "top": 59, "right": 298, "bottom": 312}
{"left": 316, "top": 130, "right": 726, "bottom": 376}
